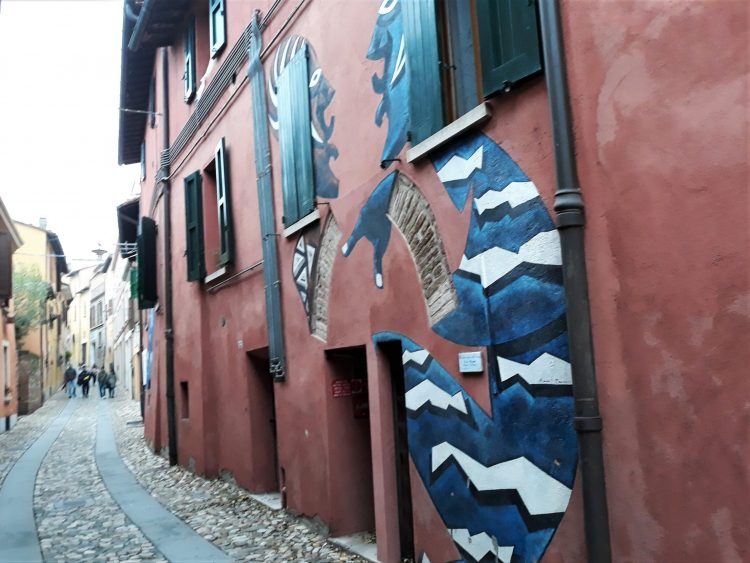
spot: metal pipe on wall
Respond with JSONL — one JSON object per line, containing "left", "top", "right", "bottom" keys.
{"left": 248, "top": 12, "right": 287, "bottom": 382}
{"left": 538, "top": 2, "right": 612, "bottom": 561}
{"left": 160, "top": 47, "right": 178, "bottom": 467}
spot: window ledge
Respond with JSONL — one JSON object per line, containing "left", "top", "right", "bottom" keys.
{"left": 204, "top": 266, "right": 228, "bottom": 284}
{"left": 407, "top": 102, "right": 492, "bottom": 163}
{"left": 282, "top": 209, "right": 321, "bottom": 238}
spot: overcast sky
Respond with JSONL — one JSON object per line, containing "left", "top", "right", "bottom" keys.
{"left": 0, "top": 0, "right": 139, "bottom": 269}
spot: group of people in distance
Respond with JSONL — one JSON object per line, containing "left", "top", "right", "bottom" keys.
{"left": 62, "top": 364, "right": 117, "bottom": 399}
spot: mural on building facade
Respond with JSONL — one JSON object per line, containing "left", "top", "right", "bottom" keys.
{"left": 338, "top": 2, "right": 577, "bottom": 560}
{"left": 292, "top": 233, "right": 318, "bottom": 318}
{"left": 268, "top": 35, "right": 340, "bottom": 199}
{"left": 144, "top": 308, "right": 155, "bottom": 389}
{"left": 341, "top": 172, "right": 397, "bottom": 288}
{"left": 368, "top": 0, "right": 409, "bottom": 161}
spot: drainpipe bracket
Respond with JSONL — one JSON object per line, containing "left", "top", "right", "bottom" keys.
{"left": 555, "top": 209, "right": 585, "bottom": 229}
{"left": 574, "top": 415, "right": 603, "bottom": 432}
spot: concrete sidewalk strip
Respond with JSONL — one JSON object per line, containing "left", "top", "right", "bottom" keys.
{"left": 0, "top": 398, "right": 78, "bottom": 563}
{"left": 95, "top": 400, "right": 231, "bottom": 563}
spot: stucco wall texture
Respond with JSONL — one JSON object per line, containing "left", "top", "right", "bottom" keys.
{"left": 137, "top": 0, "right": 748, "bottom": 561}
{"left": 546, "top": 2, "right": 749, "bottom": 562}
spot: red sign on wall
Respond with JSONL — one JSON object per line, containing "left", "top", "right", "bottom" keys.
{"left": 331, "top": 379, "right": 352, "bottom": 398}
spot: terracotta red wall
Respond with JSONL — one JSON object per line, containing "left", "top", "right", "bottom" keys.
{"left": 137, "top": 0, "right": 749, "bottom": 561}
{"left": 546, "top": 2, "right": 749, "bottom": 561}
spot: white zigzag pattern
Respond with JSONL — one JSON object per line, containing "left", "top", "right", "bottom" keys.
{"left": 458, "top": 231, "right": 562, "bottom": 288}
{"left": 402, "top": 349, "right": 430, "bottom": 366}
{"left": 405, "top": 380, "right": 467, "bottom": 414}
{"left": 437, "top": 146, "right": 483, "bottom": 183}
{"left": 431, "top": 442, "right": 572, "bottom": 515}
{"left": 474, "top": 181, "right": 539, "bottom": 214}
{"left": 449, "top": 529, "right": 514, "bottom": 563}
{"left": 497, "top": 353, "right": 572, "bottom": 386}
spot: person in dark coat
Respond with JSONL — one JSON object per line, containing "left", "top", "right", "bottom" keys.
{"left": 63, "top": 364, "right": 77, "bottom": 398}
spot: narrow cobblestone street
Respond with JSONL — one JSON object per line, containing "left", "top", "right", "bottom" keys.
{"left": 0, "top": 394, "right": 365, "bottom": 563}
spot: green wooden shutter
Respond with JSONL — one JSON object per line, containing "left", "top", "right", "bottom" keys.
{"left": 476, "top": 0, "right": 542, "bottom": 97}
{"left": 215, "top": 138, "right": 233, "bottom": 266}
{"left": 130, "top": 267, "right": 138, "bottom": 300}
{"left": 0, "top": 233, "right": 11, "bottom": 302}
{"left": 184, "top": 18, "right": 196, "bottom": 102}
{"left": 209, "top": 0, "right": 226, "bottom": 58}
{"left": 137, "top": 217, "right": 157, "bottom": 309}
{"left": 402, "top": 0, "right": 443, "bottom": 144}
{"left": 184, "top": 171, "right": 205, "bottom": 281}
{"left": 278, "top": 45, "right": 314, "bottom": 227}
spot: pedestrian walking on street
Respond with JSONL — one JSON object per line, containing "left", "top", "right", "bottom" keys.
{"left": 98, "top": 368, "right": 109, "bottom": 398}
{"left": 63, "top": 364, "right": 77, "bottom": 398}
{"left": 107, "top": 366, "right": 117, "bottom": 398}
{"left": 79, "top": 365, "right": 93, "bottom": 398}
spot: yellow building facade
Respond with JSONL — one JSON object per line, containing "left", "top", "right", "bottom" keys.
{"left": 12, "top": 221, "right": 68, "bottom": 412}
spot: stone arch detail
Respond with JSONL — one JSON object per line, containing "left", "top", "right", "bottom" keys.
{"left": 310, "top": 212, "right": 342, "bottom": 341}
{"left": 387, "top": 173, "right": 457, "bottom": 325}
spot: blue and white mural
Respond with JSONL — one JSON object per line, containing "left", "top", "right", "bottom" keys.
{"left": 268, "top": 35, "right": 340, "bottom": 199}
{"left": 292, "top": 233, "right": 317, "bottom": 318}
{"left": 337, "top": 2, "right": 577, "bottom": 560}
{"left": 341, "top": 172, "right": 398, "bottom": 288}
{"left": 368, "top": 0, "right": 409, "bottom": 161}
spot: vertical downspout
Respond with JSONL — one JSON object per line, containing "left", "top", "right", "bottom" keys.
{"left": 248, "top": 13, "right": 286, "bottom": 381}
{"left": 160, "top": 47, "right": 178, "bottom": 466}
{"left": 538, "top": 2, "right": 612, "bottom": 561}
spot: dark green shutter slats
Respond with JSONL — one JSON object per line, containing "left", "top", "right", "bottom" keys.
{"left": 184, "top": 19, "right": 196, "bottom": 102}
{"left": 402, "top": 0, "right": 443, "bottom": 144}
{"left": 137, "top": 217, "right": 157, "bottom": 309}
{"left": 184, "top": 171, "right": 205, "bottom": 281}
{"left": 215, "top": 138, "right": 233, "bottom": 266}
{"left": 209, "top": 0, "right": 226, "bottom": 57}
{"left": 476, "top": 0, "right": 542, "bottom": 97}
{"left": 278, "top": 45, "right": 314, "bottom": 227}
{"left": 130, "top": 267, "right": 138, "bottom": 300}
{"left": 0, "top": 233, "right": 11, "bottom": 301}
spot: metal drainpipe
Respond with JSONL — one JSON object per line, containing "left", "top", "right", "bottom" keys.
{"left": 538, "top": 2, "right": 612, "bottom": 561}
{"left": 159, "top": 47, "right": 178, "bottom": 467}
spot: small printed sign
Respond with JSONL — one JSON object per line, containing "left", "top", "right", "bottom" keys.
{"left": 332, "top": 379, "right": 352, "bottom": 398}
{"left": 458, "top": 351, "right": 483, "bottom": 373}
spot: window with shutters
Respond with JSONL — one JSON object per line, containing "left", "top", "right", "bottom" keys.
{"left": 278, "top": 45, "right": 315, "bottom": 228}
{"left": 404, "top": 0, "right": 542, "bottom": 144}
{"left": 137, "top": 216, "right": 158, "bottom": 309}
{"left": 184, "top": 18, "right": 196, "bottom": 103}
{"left": 183, "top": 138, "right": 233, "bottom": 281}
{"left": 209, "top": 0, "right": 226, "bottom": 58}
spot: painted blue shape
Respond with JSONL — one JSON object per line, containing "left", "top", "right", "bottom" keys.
{"left": 444, "top": 181, "right": 473, "bottom": 213}
{"left": 341, "top": 172, "right": 398, "bottom": 288}
{"left": 368, "top": 0, "right": 410, "bottom": 162}
{"left": 145, "top": 308, "right": 155, "bottom": 389}
{"left": 374, "top": 332, "right": 577, "bottom": 563}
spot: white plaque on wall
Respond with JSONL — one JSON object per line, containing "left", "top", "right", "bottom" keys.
{"left": 458, "top": 351, "right": 483, "bottom": 373}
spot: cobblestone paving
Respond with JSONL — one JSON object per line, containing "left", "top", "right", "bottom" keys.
{"left": 0, "top": 394, "right": 66, "bottom": 488}
{"left": 110, "top": 398, "right": 366, "bottom": 562}
{"left": 34, "top": 395, "right": 164, "bottom": 562}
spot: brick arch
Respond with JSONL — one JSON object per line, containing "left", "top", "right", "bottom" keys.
{"left": 310, "top": 212, "right": 342, "bottom": 341}
{"left": 387, "top": 173, "right": 457, "bottom": 326}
